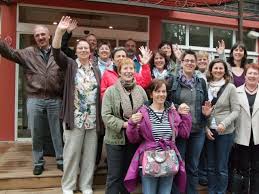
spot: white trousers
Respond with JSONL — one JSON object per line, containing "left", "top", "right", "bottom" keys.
{"left": 62, "top": 128, "right": 97, "bottom": 192}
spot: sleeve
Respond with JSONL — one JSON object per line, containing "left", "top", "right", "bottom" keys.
{"left": 52, "top": 48, "right": 69, "bottom": 70}
{"left": 101, "top": 88, "right": 125, "bottom": 133}
{"left": 61, "top": 31, "right": 76, "bottom": 59}
{"left": 0, "top": 40, "right": 26, "bottom": 66}
{"left": 220, "top": 85, "right": 240, "bottom": 128}
{"left": 101, "top": 72, "right": 109, "bottom": 99}
{"left": 134, "top": 63, "right": 152, "bottom": 89}
{"left": 173, "top": 109, "right": 192, "bottom": 139}
{"left": 126, "top": 118, "right": 143, "bottom": 144}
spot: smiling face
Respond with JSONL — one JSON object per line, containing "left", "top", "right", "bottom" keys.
{"left": 197, "top": 55, "right": 209, "bottom": 73}
{"left": 118, "top": 62, "right": 135, "bottom": 82}
{"left": 33, "top": 26, "right": 50, "bottom": 49}
{"left": 151, "top": 83, "right": 167, "bottom": 105}
{"left": 75, "top": 41, "right": 90, "bottom": 60}
{"left": 113, "top": 50, "right": 127, "bottom": 65}
{"left": 160, "top": 44, "right": 172, "bottom": 58}
{"left": 245, "top": 67, "right": 259, "bottom": 86}
{"left": 233, "top": 46, "right": 245, "bottom": 62}
{"left": 98, "top": 44, "right": 111, "bottom": 60}
{"left": 154, "top": 52, "right": 166, "bottom": 71}
{"left": 211, "top": 62, "right": 225, "bottom": 81}
{"left": 182, "top": 54, "right": 197, "bottom": 75}
{"left": 86, "top": 34, "right": 97, "bottom": 52}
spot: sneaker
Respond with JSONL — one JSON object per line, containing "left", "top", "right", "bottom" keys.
{"left": 62, "top": 189, "right": 73, "bottom": 194}
{"left": 33, "top": 165, "right": 44, "bottom": 175}
{"left": 57, "top": 163, "right": 63, "bottom": 171}
{"left": 82, "top": 189, "right": 93, "bottom": 194}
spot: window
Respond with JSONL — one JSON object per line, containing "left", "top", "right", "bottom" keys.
{"left": 213, "top": 28, "right": 233, "bottom": 49}
{"left": 162, "top": 23, "right": 186, "bottom": 45}
{"left": 189, "top": 25, "right": 210, "bottom": 47}
{"left": 243, "top": 31, "right": 256, "bottom": 52}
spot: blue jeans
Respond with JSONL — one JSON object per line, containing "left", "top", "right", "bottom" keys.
{"left": 172, "top": 130, "right": 205, "bottom": 194}
{"left": 27, "top": 98, "right": 63, "bottom": 167}
{"left": 207, "top": 133, "right": 234, "bottom": 194}
{"left": 198, "top": 139, "right": 208, "bottom": 183}
{"left": 142, "top": 175, "right": 174, "bottom": 194}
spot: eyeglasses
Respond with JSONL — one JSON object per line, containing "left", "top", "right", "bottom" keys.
{"left": 183, "top": 59, "right": 196, "bottom": 64}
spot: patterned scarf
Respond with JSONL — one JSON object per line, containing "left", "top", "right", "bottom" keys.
{"left": 179, "top": 70, "right": 196, "bottom": 88}
{"left": 208, "top": 78, "right": 225, "bottom": 99}
{"left": 152, "top": 68, "right": 168, "bottom": 79}
{"left": 116, "top": 78, "right": 145, "bottom": 120}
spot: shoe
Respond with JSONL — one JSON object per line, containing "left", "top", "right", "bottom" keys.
{"left": 199, "top": 178, "right": 208, "bottom": 186}
{"left": 62, "top": 189, "right": 73, "bottom": 194}
{"left": 57, "top": 163, "right": 63, "bottom": 171}
{"left": 82, "top": 189, "right": 93, "bottom": 194}
{"left": 33, "top": 165, "right": 44, "bottom": 175}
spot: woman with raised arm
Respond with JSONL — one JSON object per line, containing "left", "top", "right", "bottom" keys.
{"left": 204, "top": 58, "right": 240, "bottom": 194}
{"left": 124, "top": 79, "right": 192, "bottom": 194}
{"left": 52, "top": 16, "right": 101, "bottom": 194}
{"left": 102, "top": 57, "right": 148, "bottom": 194}
{"left": 150, "top": 50, "right": 170, "bottom": 79}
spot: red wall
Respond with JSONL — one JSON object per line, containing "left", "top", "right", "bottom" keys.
{"left": 0, "top": 4, "right": 17, "bottom": 141}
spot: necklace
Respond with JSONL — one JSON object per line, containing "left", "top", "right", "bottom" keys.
{"left": 245, "top": 85, "right": 258, "bottom": 93}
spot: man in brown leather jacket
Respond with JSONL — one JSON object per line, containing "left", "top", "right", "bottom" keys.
{"left": 0, "top": 25, "right": 64, "bottom": 175}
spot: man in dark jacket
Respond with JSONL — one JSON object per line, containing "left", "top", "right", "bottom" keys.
{"left": 0, "top": 25, "right": 64, "bottom": 175}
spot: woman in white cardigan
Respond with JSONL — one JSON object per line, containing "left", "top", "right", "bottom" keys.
{"left": 232, "top": 63, "right": 259, "bottom": 194}
{"left": 203, "top": 58, "right": 240, "bottom": 194}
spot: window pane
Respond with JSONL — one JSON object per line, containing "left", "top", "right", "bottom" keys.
{"left": 243, "top": 31, "right": 256, "bottom": 52}
{"left": 189, "top": 25, "right": 210, "bottom": 47}
{"left": 213, "top": 28, "right": 233, "bottom": 49}
{"left": 162, "top": 23, "right": 186, "bottom": 45}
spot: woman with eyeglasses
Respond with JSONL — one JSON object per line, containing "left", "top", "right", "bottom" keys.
{"left": 101, "top": 46, "right": 152, "bottom": 98}
{"left": 205, "top": 58, "right": 239, "bottom": 194}
{"left": 102, "top": 57, "right": 148, "bottom": 194}
{"left": 52, "top": 16, "right": 102, "bottom": 194}
{"left": 167, "top": 49, "right": 209, "bottom": 194}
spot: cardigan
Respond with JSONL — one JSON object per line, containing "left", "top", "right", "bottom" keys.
{"left": 235, "top": 84, "right": 259, "bottom": 146}
{"left": 124, "top": 104, "right": 192, "bottom": 192}
{"left": 101, "top": 81, "right": 148, "bottom": 145}
{"left": 207, "top": 82, "right": 240, "bottom": 135}
{"left": 52, "top": 48, "right": 103, "bottom": 135}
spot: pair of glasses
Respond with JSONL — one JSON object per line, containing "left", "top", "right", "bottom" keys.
{"left": 182, "top": 59, "right": 196, "bottom": 64}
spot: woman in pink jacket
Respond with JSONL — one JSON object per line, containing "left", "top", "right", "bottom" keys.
{"left": 124, "top": 79, "right": 192, "bottom": 194}
{"left": 101, "top": 46, "right": 152, "bottom": 98}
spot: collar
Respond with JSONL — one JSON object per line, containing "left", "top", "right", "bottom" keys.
{"left": 76, "top": 58, "right": 92, "bottom": 69}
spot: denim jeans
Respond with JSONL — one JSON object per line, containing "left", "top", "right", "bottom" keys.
{"left": 207, "top": 133, "right": 234, "bottom": 194}
{"left": 198, "top": 139, "right": 208, "bottom": 183}
{"left": 27, "top": 98, "right": 63, "bottom": 167}
{"left": 172, "top": 130, "right": 205, "bottom": 194}
{"left": 105, "top": 143, "right": 138, "bottom": 194}
{"left": 142, "top": 175, "right": 174, "bottom": 194}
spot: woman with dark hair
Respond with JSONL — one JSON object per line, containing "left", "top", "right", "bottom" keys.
{"left": 101, "top": 46, "right": 152, "bottom": 97}
{"left": 102, "top": 57, "right": 148, "bottom": 194}
{"left": 204, "top": 58, "right": 240, "bottom": 194}
{"left": 150, "top": 50, "right": 170, "bottom": 79}
{"left": 158, "top": 41, "right": 182, "bottom": 75}
{"left": 232, "top": 63, "right": 259, "bottom": 194}
{"left": 218, "top": 40, "right": 247, "bottom": 87}
{"left": 124, "top": 79, "right": 192, "bottom": 194}
{"left": 52, "top": 16, "right": 102, "bottom": 194}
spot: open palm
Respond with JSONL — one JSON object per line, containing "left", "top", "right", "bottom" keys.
{"left": 139, "top": 46, "right": 153, "bottom": 65}
{"left": 57, "top": 16, "right": 71, "bottom": 32}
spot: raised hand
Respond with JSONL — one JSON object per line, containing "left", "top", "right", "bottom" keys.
{"left": 178, "top": 103, "right": 190, "bottom": 115}
{"left": 57, "top": 16, "right": 72, "bottom": 34}
{"left": 67, "top": 19, "right": 78, "bottom": 33}
{"left": 202, "top": 101, "right": 213, "bottom": 116}
{"left": 138, "top": 46, "right": 153, "bottom": 65}
{"left": 172, "top": 44, "right": 183, "bottom": 61}
{"left": 216, "top": 40, "right": 225, "bottom": 55}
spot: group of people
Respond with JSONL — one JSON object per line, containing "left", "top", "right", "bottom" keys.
{"left": 0, "top": 15, "right": 258, "bottom": 194}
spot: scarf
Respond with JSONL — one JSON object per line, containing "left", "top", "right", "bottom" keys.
{"left": 179, "top": 70, "right": 196, "bottom": 88}
{"left": 152, "top": 68, "right": 168, "bottom": 79}
{"left": 116, "top": 78, "right": 145, "bottom": 120}
{"left": 208, "top": 78, "right": 226, "bottom": 99}
{"left": 98, "top": 57, "right": 113, "bottom": 70}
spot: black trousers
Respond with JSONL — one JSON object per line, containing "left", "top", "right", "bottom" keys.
{"left": 105, "top": 143, "right": 138, "bottom": 194}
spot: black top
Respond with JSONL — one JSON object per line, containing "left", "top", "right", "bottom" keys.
{"left": 246, "top": 91, "right": 257, "bottom": 115}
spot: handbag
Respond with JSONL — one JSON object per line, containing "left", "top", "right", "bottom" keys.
{"left": 142, "top": 149, "right": 179, "bottom": 177}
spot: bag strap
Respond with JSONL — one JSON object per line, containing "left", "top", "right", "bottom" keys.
{"left": 211, "top": 83, "right": 227, "bottom": 106}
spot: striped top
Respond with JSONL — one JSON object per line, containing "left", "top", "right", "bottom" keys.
{"left": 148, "top": 106, "right": 172, "bottom": 151}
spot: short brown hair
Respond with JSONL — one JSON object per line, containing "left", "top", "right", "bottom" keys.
{"left": 117, "top": 57, "right": 135, "bottom": 74}
{"left": 244, "top": 63, "right": 259, "bottom": 75}
{"left": 148, "top": 79, "right": 168, "bottom": 98}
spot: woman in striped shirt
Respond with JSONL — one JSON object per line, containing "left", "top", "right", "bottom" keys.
{"left": 124, "top": 79, "right": 192, "bottom": 194}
